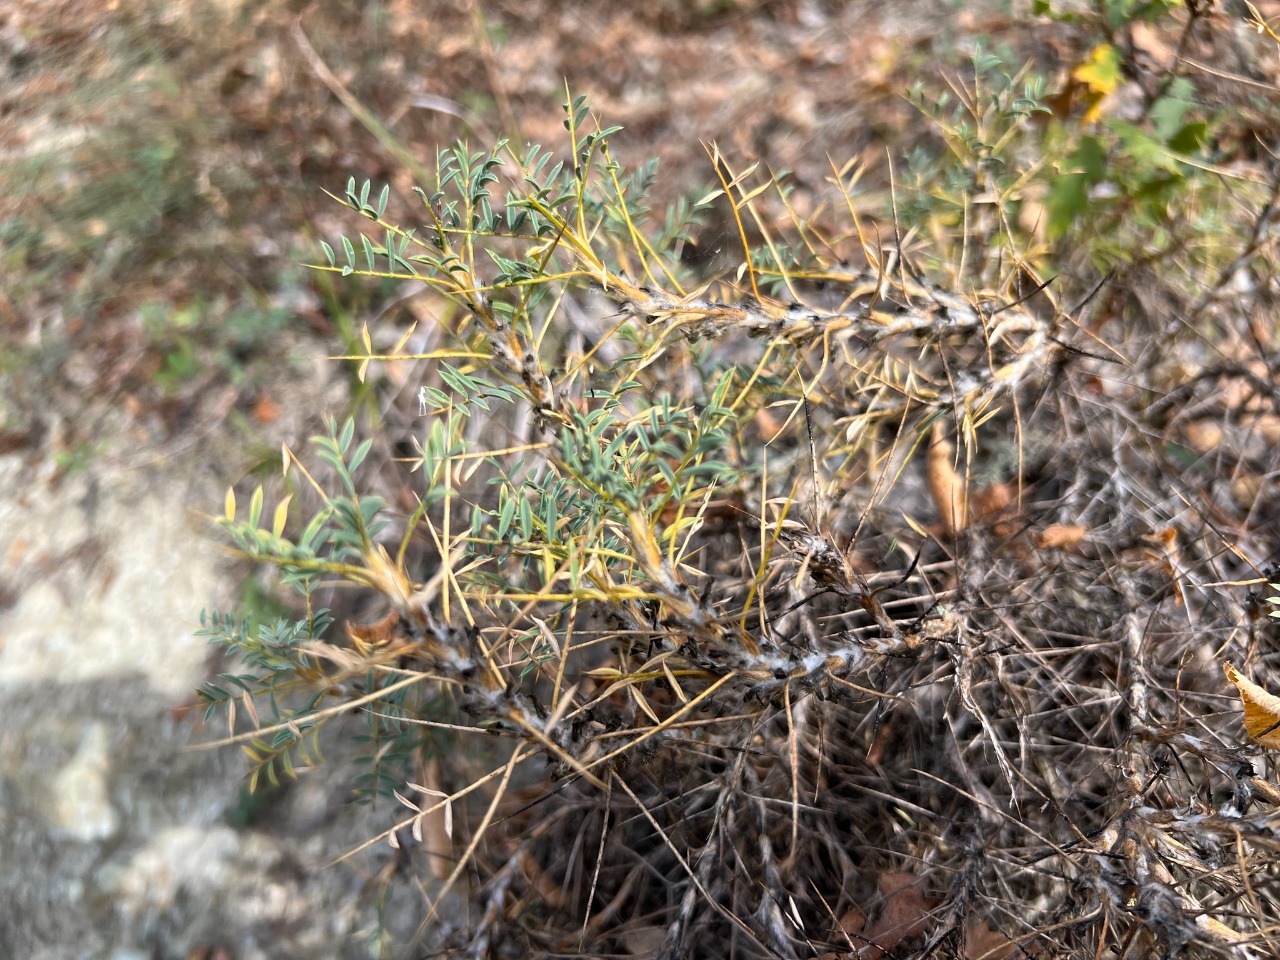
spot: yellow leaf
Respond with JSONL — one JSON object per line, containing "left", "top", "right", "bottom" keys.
{"left": 901, "top": 511, "right": 931, "bottom": 540}
{"left": 1224, "top": 662, "right": 1280, "bottom": 748}
{"left": 272, "top": 495, "right": 292, "bottom": 538}
{"left": 1071, "top": 44, "right": 1121, "bottom": 122}
{"left": 1072, "top": 44, "right": 1121, "bottom": 96}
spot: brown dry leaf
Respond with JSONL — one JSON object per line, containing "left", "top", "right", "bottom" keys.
{"left": 384, "top": 356, "right": 412, "bottom": 388}
{"left": 852, "top": 871, "right": 939, "bottom": 959}
{"left": 926, "top": 422, "right": 967, "bottom": 534}
{"left": 754, "top": 406, "right": 784, "bottom": 441}
{"left": 964, "top": 919, "right": 1018, "bottom": 959}
{"left": 253, "top": 392, "right": 281, "bottom": 424}
{"left": 1037, "top": 524, "right": 1086, "bottom": 550}
{"left": 1224, "top": 662, "right": 1280, "bottom": 748}
{"left": 344, "top": 609, "right": 401, "bottom": 655}
{"left": 1043, "top": 76, "right": 1088, "bottom": 123}
{"left": 518, "top": 847, "right": 568, "bottom": 910}
{"left": 864, "top": 711, "right": 897, "bottom": 767}
{"left": 855, "top": 31, "right": 902, "bottom": 92}
{"left": 823, "top": 904, "right": 869, "bottom": 959}
{"left": 836, "top": 904, "right": 868, "bottom": 937}
{"left": 970, "top": 482, "right": 1014, "bottom": 522}
{"left": 185, "top": 948, "right": 233, "bottom": 960}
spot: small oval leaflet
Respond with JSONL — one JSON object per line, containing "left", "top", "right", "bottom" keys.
{"left": 1224, "top": 662, "right": 1280, "bottom": 749}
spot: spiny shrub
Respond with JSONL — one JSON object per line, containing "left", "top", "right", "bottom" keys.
{"left": 202, "top": 31, "right": 1280, "bottom": 957}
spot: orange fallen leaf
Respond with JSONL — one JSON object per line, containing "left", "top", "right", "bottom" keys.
{"left": 253, "top": 393, "right": 281, "bottom": 424}
{"left": 1224, "top": 662, "right": 1280, "bottom": 748}
{"left": 1037, "top": 524, "right": 1086, "bottom": 550}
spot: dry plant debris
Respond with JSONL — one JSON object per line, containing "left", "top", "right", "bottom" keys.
{"left": 205, "top": 118, "right": 1280, "bottom": 953}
